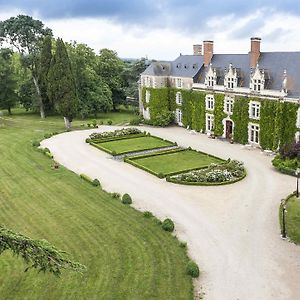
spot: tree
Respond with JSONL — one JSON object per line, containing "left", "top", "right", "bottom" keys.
{"left": 0, "top": 225, "right": 85, "bottom": 276}
{"left": 66, "top": 42, "right": 112, "bottom": 118}
{"left": 47, "top": 38, "right": 78, "bottom": 128}
{"left": 123, "top": 58, "right": 148, "bottom": 101}
{"left": 0, "top": 48, "right": 18, "bottom": 114}
{"left": 38, "top": 35, "right": 53, "bottom": 113}
{"left": 0, "top": 15, "right": 53, "bottom": 118}
{"left": 97, "top": 49, "right": 126, "bottom": 110}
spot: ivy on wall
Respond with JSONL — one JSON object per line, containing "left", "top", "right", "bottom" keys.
{"left": 231, "top": 97, "right": 249, "bottom": 145}
{"left": 213, "top": 94, "right": 227, "bottom": 136}
{"left": 141, "top": 86, "right": 299, "bottom": 149}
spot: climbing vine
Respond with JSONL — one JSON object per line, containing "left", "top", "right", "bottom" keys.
{"left": 213, "top": 94, "right": 227, "bottom": 136}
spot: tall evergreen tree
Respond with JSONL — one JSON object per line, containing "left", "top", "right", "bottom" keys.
{"left": 0, "top": 48, "right": 18, "bottom": 114}
{"left": 39, "top": 35, "right": 53, "bottom": 113}
{"left": 47, "top": 38, "right": 78, "bottom": 128}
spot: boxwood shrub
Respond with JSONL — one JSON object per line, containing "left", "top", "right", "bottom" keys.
{"left": 186, "top": 260, "right": 200, "bottom": 278}
{"left": 122, "top": 193, "right": 132, "bottom": 205}
{"left": 162, "top": 218, "right": 175, "bottom": 232}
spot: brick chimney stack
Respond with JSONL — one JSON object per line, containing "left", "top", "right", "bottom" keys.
{"left": 249, "top": 37, "right": 261, "bottom": 68}
{"left": 203, "top": 40, "right": 214, "bottom": 66}
{"left": 193, "top": 44, "right": 202, "bottom": 55}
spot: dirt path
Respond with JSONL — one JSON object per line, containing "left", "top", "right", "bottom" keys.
{"left": 42, "top": 126, "right": 300, "bottom": 300}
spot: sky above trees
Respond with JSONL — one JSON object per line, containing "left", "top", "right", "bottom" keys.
{"left": 1, "top": 1, "right": 300, "bottom": 59}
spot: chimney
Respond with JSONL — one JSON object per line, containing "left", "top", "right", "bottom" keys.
{"left": 203, "top": 40, "right": 214, "bottom": 66}
{"left": 249, "top": 37, "right": 261, "bottom": 68}
{"left": 193, "top": 44, "right": 202, "bottom": 55}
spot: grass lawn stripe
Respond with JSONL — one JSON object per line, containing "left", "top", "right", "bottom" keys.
{"left": 95, "top": 135, "right": 174, "bottom": 155}
{"left": 0, "top": 109, "right": 193, "bottom": 300}
{"left": 129, "top": 149, "right": 223, "bottom": 176}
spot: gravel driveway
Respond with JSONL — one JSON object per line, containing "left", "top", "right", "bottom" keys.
{"left": 42, "top": 125, "right": 300, "bottom": 300}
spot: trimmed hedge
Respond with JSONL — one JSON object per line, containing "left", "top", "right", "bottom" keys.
{"left": 186, "top": 260, "right": 200, "bottom": 278}
{"left": 122, "top": 193, "right": 132, "bottom": 205}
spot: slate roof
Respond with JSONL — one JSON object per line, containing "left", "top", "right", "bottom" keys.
{"left": 142, "top": 52, "right": 300, "bottom": 98}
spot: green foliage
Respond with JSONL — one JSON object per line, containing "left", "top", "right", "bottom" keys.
{"left": 231, "top": 97, "right": 249, "bottom": 144}
{"left": 47, "top": 38, "right": 78, "bottom": 127}
{"left": 107, "top": 119, "right": 113, "bottom": 125}
{"left": 192, "top": 91, "right": 206, "bottom": 132}
{"left": 0, "top": 48, "right": 18, "bottom": 114}
{"left": 186, "top": 260, "right": 200, "bottom": 278}
{"left": 0, "top": 225, "right": 85, "bottom": 276}
{"left": 97, "top": 48, "right": 126, "bottom": 110}
{"left": 143, "top": 211, "right": 154, "bottom": 218}
{"left": 32, "top": 140, "right": 40, "bottom": 147}
{"left": 80, "top": 174, "right": 97, "bottom": 186}
{"left": 122, "top": 193, "right": 132, "bottom": 205}
{"left": 92, "top": 179, "right": 101, "bottom": 187}
{"left": 213, "top": 94, "right": 226, "bottom": 136}
{"left": 129, "top": 116, "right": 142, "bottom": 125}
{"left": 149, "top": 111, "right": 174, "bottom": 127}
{"left": 162, "top": 218, "right": 175, "bottom": 232}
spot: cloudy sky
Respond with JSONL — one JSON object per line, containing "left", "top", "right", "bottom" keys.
{"left": 1, "top": 1, "right": 300, "bottom": 60}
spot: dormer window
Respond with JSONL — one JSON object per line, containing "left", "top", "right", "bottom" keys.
{"left": 184, "top": 64, "right": 188, "bottom": 69}
{"left": 205, "top": 63, "right": 216, "bottom": 88}
{"left": 224, "top": 63, "right": 237, "bottom": 90}
{"left": 176, "top": 63, "right": 181, "bottom": 68}
{"left": 193, "top": 64, "right": 198, "bottom": 69}
{"left": 250, "top": 64, "right": 265, "bottom": 92}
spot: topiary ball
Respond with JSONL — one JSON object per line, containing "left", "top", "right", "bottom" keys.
{"left": 122, "top": 193, "right": 132, "bottom": 205}
{"left": 162, "top": 218, "right": 174, "bottom": 232}
{"left": 186, "top": 260, "right": 200, "bottom": 278}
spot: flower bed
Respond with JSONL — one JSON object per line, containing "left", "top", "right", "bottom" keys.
{"left": 272, "top": 155, "right": 300, "bottom": 177}
{"left": 89, "top": 128, "right": 142, "bottom": 141}
{"left": 167, "top": 160, "right": 246, "bottom": 185}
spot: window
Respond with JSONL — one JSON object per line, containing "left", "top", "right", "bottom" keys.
{"left": 176, "top": 92, "right": 182, "bottom": 105}
{"left": 249, "top": 101, "right": 260, "bottom": 119}
{"left": 176, "top": 78, "right": 183, "bottom": 88}
{"left": 208, "top": 76, "right": 214, "bottom": 87}
{"left": 205, "top": 95, "right": 214, "bottom": 110}
{"left": 249, "top": 123, "right": 260, "bottom": 144}
{"left": 253, "top": 79, "right": 262, "bottom": 92}
{"left": 224, "top": 96, "right": 234, "bottom": 114}
{"left": 227, "top": 77, "right": 235, "bottom": 89}
{"left": 206, "top": 114, "right": 214, "bottom": 132}
{"left": 145, "top": 77, "right": 152, "bottom": 88}
{"left": 143, "top": 107, "right": 150, "bottom": 120}
{"left": 297, "top": 108, "right": 300, "bottom": 128}
{"left": 176, "top": 109, "right": 182, "bottom": 124}
{"left": 145, "top": 90, "right": 150, "bottom": 103}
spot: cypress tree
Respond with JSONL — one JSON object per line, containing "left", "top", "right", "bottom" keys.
{"left": 39, "top": 35, "right": 53, "bottom": 113}
{"left": 48, "top": 38, "right": 78, "bottom": 128}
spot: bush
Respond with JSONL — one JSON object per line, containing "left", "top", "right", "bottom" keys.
{"left": 186, "top": 260, "right": 200, "bottom": 278}
{"left": 98, "top": 120, "right": 103, "bottom": 125}
{"left": 87, "top": 123, "right": 91, "bottom": 127}
{"left": 85, "top": 138, "right": 91, "bottom": 143}
{"left": 129, "top": 117, "right": 142, "bottom": 125}
{"left": 122, "top": 193, "right": 132, "bottom": 205}
{"left": 89, "top": 128, "right": 141, "bottom": 141}
{"left": 158, "top": 172, "right": 164, "bottom": 178}
{"left": 179, "top": 241, "right": 187, "bottom": 248}
{"left": 151, "top": 111, "right": 174, "bottom": 127}
{"left": 143, "top": 211, "right": 154, "bottom": 218}
{"left": 110, "top": 192, "right": 120, "bottom": 199}
{"left": 107, "top": 119, "right": 113, "bottom": 125}
{"left": 279, "top": 141, "right": 300, "bottom": 160}
{"left": 43, "top": 148, "right": 50, "bottom": 153}
{"left": 44, "top": 133, "right": 52, "bottom": 139}
{"left": 162, "top": 218, "right": 174, "bottom": 232}
{"left": 92, "top": 179, "right": 101, "bottom": 187}
{"left": 92, "top": 119, "right": 97, "bottom": 128}
{"left": 45, "top": 151, "right": 53, "bottom": 159}
{"left": 32, "top": 140, "right": 40, "bottom": 147}
{"left": 111, "top": 150, "right": 117, "bottom": 156}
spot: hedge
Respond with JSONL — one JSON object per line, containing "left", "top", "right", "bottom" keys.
{"left": 272, "top": 155, "right": 299, "bottom": 176}
{"left": 80, "top": 174, "right": 101, "bottom": 187}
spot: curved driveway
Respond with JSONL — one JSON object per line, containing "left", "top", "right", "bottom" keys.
{"left": 42, "top": 126, "right": 300, "bottom": 300}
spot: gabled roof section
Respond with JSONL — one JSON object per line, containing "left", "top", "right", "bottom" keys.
{"left": 170, "top": 55, "right": 203, "bottom": 78}
{"left": 141, "top": 61, "right": 171, "bottom": 76}
{"left": 258, "top": 52, "right": 300, "bottom": 98}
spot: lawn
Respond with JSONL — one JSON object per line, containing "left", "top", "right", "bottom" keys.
{"left": 94, "top": 135, "right": 174, "bottom": 155}
{"left": 127, "top": 149, "right": 223, "bottom": 177}
{"left": 0, "top": 109, "right": 193, "bottom": 300}
{"left": 285, "top": 196, "right": 300, "bottom": 244}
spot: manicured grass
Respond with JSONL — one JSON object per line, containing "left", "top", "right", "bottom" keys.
{"left": 95, "top": 136, "right": 174, "bottom": 155}
{"left": 285, "top": 196, "right": 300, "bottom": 244}
{"left": 128, "top": 149, "right": 223, "bottom": 176}
{"left": 0, "top": 109, "right": 193, "bottom": 300}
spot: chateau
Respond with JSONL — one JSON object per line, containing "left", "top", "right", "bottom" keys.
{"left": 139, "top": 37, "right": 300, "bottom": 149}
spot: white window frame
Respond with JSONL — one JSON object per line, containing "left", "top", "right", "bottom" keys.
{"left": 206, "top": 113, "right": 214, "bottom": 132}
{"left": 176, "top": 92, "right": 182, "bottom": 105}
{"left": 297, "top": 107, "right": 300, "bottom": 128}
{"left": 176, "top": 78, "right": 183, "bottom": 88}
{"left": 145, "top": 77, "right": 152, "bottom": 88}
{"left": 208, "top": 76, "right": 214, "bottom": 87}
{"left": 205, "top": 94, "right": 215, "bottom": 111}
{"left": 248, "top": 123, "right": 260, "bottom": 145}
{"left": 249, "top": 101, "right": 260, "bottom": 120}
{"left": 224, "top": 96, "right": 234, "bottom": 115}
{"left": 145, "top": 90, "right": 150, "bottom": 103}
{"left": 176, "top": 108, "right": 182, "bottom": 125}
{"left": 143, "top": 107, "right": 150, "bottom": 120}
{"left": 226, "top": 77, "right": 235, "bottom": 89}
